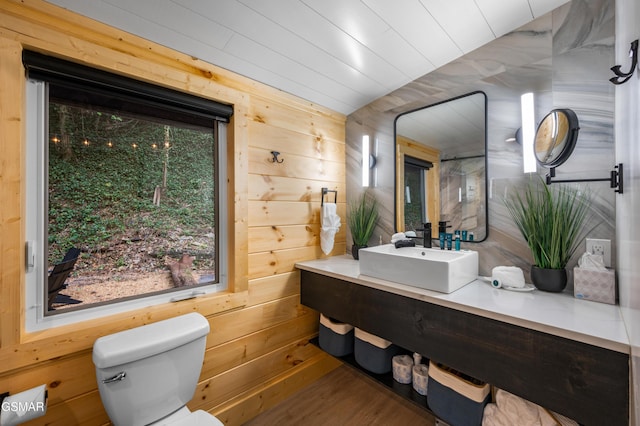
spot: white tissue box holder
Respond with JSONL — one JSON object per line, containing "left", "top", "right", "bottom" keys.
{"left": 573, "top": 267, "right": 615, "bottom": 305}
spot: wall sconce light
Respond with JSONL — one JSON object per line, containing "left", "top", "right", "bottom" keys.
{"left": 361, "top": 135, "right": 377, "bottom": 187}
{"left": 521, "top": 92, "right": 536, "bottom": 173}
{"left": 362, "top": 135, "right": 370, "bottom": 187}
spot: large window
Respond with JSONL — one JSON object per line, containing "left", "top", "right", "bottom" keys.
{"left": 24, "top": 52, "right": 232, "bottom": 330}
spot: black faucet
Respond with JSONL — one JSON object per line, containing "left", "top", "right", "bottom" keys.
{"left": 423, "top": 222, "right": 432, "bottom": 248}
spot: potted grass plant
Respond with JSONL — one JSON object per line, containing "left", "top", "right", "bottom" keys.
{"left": 504, "top": 177, "right": 589, "bottom": 292}
{"left": 348, "top": 192, "right": 378, "bottom": 260}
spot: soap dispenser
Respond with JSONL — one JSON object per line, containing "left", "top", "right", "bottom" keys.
{"left": 423, "top": 223, "right": 432, "bottom": 248}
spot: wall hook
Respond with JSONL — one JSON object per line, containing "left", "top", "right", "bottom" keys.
{"left": 610, "top": 39, "right": 638, "bottom": 85}
{"left": 270, "top": 151, "right": 284, "bottom": 163}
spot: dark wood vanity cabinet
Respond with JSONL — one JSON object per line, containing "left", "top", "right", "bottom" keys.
{"left": 300, "top": 270, "right": 629, "bottom": 426}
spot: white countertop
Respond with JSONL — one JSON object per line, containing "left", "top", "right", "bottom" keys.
{"left": 296, "top": 255, "right": 630, "bottom": 354}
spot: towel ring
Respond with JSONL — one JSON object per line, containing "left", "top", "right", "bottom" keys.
{"left": 321, "top": 188, "right": 337, "bottom": 206}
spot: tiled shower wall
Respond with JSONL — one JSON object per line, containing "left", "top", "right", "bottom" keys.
{"left": 346, "top": 0, "right": 615, "bottom": 281}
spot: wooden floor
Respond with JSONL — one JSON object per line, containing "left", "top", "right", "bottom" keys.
{"left": 243, "top": 364, "right": 436, "bottom": 425}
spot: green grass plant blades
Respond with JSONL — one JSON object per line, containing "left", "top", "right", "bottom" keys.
{"left": 502, "top": 176, "right": 590, "bottom": 270}
{"left": 349, "top": 193, "right": 379, "bottom": 246}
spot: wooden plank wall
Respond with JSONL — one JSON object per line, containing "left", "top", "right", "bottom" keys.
{"left": 0, "top": 1, "right": 345, "bottom": 424}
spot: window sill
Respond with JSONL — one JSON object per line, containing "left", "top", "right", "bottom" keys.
{"left": 1, "top": 290, "right": 248, "bottom": 374}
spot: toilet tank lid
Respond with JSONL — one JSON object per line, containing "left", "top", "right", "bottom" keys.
{"left": 92, "top": 313, "right": 210, "bottom": 369}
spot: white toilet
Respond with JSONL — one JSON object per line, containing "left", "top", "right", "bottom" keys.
{"left": 92, "top": 312, "right": 223, "bottom": 426}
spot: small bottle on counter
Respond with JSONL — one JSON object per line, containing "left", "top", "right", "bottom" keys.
{"left": 454, "top": 234, "right": 461, "bottom": 251}
{"left": 446, "top": 233, "right": 453, "bottom": 250}
{"left": 438, "top": 221, "right": 450, "bottom": 249}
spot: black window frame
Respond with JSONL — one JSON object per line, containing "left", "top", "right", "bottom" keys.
{"left": 23, "top": 51, "right": 233, "bottom": 317}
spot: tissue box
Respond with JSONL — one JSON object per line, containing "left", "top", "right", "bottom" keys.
{"left": 573, "top": 267, "right": 615, "bottom": 304}
{"left": 427, "top": 361, "right": 491, "bottom": 426}
{"left": 318, "top": 314, "right": 354, "bottom": 357}
{"left": 354, "top": 328, "right": 401, "bottom": 374}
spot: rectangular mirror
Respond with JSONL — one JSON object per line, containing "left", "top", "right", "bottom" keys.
{"left": 394, "top": 91, "right": 487, "bottom": 242}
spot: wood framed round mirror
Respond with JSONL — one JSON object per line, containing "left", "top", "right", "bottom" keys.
{"left": 534, "top": 108, "right": 579, "bottom": 167}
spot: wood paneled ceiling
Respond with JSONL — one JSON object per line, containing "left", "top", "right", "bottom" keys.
{"left": 45, "top": 0, "right": 569, "bottom": 114}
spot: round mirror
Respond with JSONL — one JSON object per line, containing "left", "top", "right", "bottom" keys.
{"left": 534, "top": 108, "right": 579, "bottom": 167}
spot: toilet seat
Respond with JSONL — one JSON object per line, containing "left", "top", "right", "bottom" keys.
{"left": 152, "top": 407, "right": 224, "bottom": 426}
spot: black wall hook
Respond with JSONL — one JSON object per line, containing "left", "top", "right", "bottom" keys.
{"left": 610, "top": 39, "right": 638, "bottom": 85}
{"left": 270, "top": 151, "right": 284, "bottom": 163}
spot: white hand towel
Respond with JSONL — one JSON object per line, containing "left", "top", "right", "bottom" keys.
{"left": 390, "top": 232, "right": 407, "bottom": 243}
{"left": 482, "top": 389, "right": 568, "bottom": 426}
{"left": 321, "top": 203, "right": 341, "bottom": 255}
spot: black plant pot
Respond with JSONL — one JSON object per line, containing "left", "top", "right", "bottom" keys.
{"left": 530, "top": 266, "right": 567, "bottom": 292}
{"left": 351, "top": 244, "right": 367, "bottom": 260}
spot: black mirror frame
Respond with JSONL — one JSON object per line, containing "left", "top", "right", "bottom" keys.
{"left": 393, "top": 90, "right": 488, "bottom": 243}
{"left": 534, "top": 108, "right": 579, "bottom": 168}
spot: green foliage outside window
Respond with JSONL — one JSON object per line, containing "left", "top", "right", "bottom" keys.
{"left": 48, "top": 103, "right": 215, "bottom": 265}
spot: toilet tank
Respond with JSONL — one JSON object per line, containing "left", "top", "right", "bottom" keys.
{"left": 93, "top": 313, "right": 210, "bottom": 426}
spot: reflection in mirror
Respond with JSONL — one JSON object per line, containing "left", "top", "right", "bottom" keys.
{"left": 395, "top": 91, "right": 487, "bottom": 242}
{"left": 534, "top": 108, "right": 579, "bottom": 168}
{"left": 404, "top": 155, "right": 435, "bottom": 231}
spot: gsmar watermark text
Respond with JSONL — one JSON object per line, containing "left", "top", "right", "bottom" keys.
{"left": 2, "top": 401, "right": 46, "bottom": 412}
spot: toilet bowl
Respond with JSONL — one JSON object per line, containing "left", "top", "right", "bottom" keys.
{"left": 92, "top": 313, "right": 223, "bottom": 426}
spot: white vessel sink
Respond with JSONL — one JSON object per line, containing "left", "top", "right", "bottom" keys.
{"left": 358, "top": 244, "right": 478, "bottom": 293}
